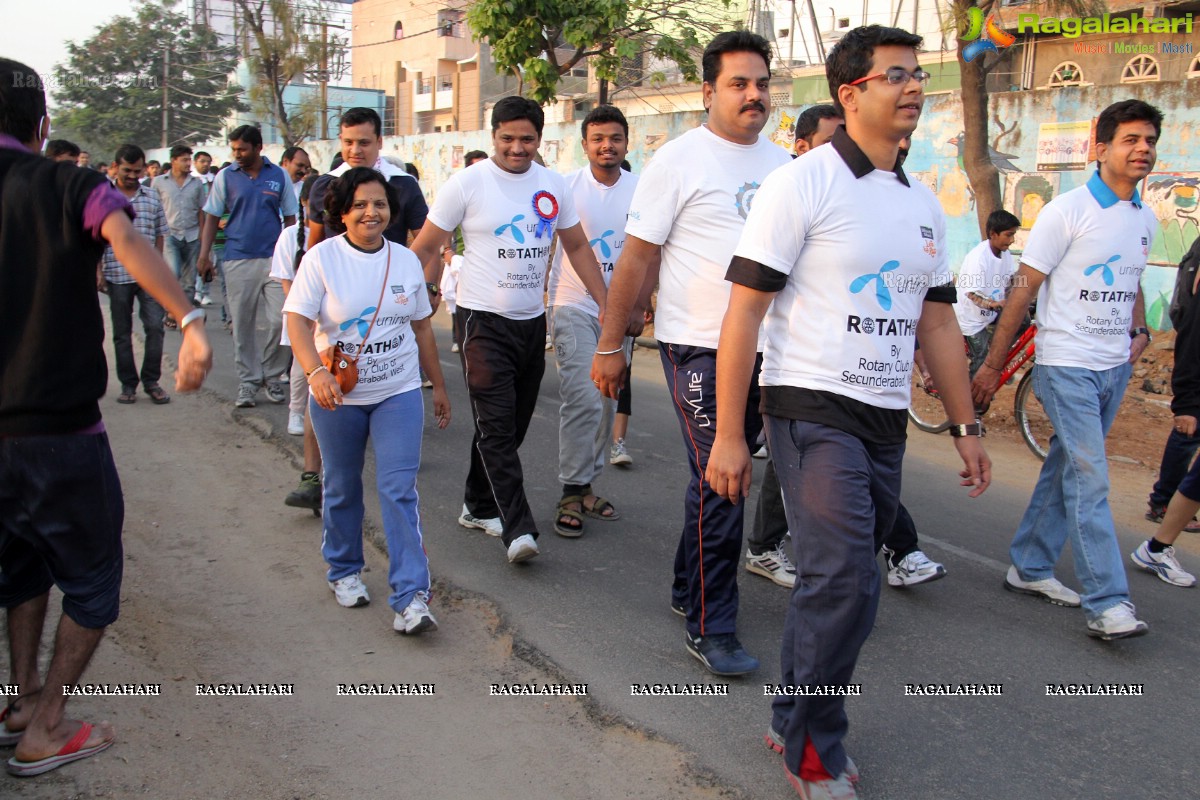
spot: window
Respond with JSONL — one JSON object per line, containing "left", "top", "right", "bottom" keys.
{"left": 1047, "top": 61, "right": 1085, "bottom": 87}
{"left": 1188, "top": 54, "right": 1200, "bottom": 78}
{"left": 394, "top": 22, "right": 403, "bottom": 40}
{"left": 437, "top": 9, "right": 465, "bottom": 38}
{"left": 838, "top": 17, "right": 850, "bottom": 28}
{"left": 1121, "top": 55, "right": 1159, "bottom": 83}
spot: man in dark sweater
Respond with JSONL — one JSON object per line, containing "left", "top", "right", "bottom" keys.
{"left": 0, "top": 59, "right": 212, "bottom": 776}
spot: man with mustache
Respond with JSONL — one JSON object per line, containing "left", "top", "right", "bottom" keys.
{"left": 592, "top": 31, "right": 791, "bottom": 676}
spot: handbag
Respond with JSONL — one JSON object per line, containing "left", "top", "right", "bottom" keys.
{"left": 319, "top": 245, "right": 391, "bottom": 395}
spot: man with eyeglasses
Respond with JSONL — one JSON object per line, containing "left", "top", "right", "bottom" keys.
{"left": 705, "top": 26, "right": 989, "bottom": 800}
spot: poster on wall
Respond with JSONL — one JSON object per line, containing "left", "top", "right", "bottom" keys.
{"left": 1004, "top": 172, "right": 1061, "bottom": 253}
{"left": 1035, "top": 120, "right": 1095, "bottom": 172}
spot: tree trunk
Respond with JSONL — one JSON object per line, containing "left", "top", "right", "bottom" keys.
{"left": 958, "top": 46, "right": 1001, "bottom": 238}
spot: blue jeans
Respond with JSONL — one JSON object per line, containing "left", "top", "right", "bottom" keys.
{"left": 309, "top": 390, "right": 429, "bottom": 613}
{"left": 164, "top": 236, "right": 200, "bottom": 299}
{"left": 1010, "top": 363, "right": 1132, "bottom": 620}
{"left": 768, "top": 418, "right": 903, "bottom": 780}
{"left": 1148, "top": 428, "right": 1200, "bottom": 508}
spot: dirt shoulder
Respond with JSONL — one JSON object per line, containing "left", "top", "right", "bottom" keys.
{"left": 2, "top": 371, "right": 737, "bottom": 800}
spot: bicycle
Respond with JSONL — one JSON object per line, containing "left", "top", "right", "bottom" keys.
{"left": 908, "top": 323, "right": 1054, "bottom": 460}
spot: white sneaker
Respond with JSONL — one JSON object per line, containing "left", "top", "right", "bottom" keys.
{"left": 1003, "top": 565, "right": 1081, "bottom": 607}
{"left": 545, "top": 333, "right": 553, "bottom": 351}
{"left": 745, "top": 543, "right": 796, "bottom": 588}
{"left": 1131, "top": 541, "right": 1196, "bottom": 587}
{"left": 393, "top": 593, "right": 438, "bottom": 635}
{"left": 450, "top": 342, "right": 460, "bottom": 353}
{"left": 885, "top": 548, "right": 946, "bottom": 587}
{"left": 458, "top": 504, "right": 503, "bottom": 537}
{"left": 610, "top": 438, "right": 633, "bottom": 466}
{"left": 328, "top": 573, "right": 370, "bottom": 608}
{"left": 287, "top": 412, "right": 304, "bottom": 436}
{"left": 199, "top": 295, "right": 214, "bottom": 307}
{"left": 752, "top": 444, "right": 769, "bottom": 459}
{"left": 1087, "top": 600, "right": 1149, "bottom": 640}
{"left": 507, "top": 534, "right": 540, "bottom": 563}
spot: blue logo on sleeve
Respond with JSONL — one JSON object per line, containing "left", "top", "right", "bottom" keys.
{"left": 1083, "top": 254, "right": 1120, "bottom": 286}
{"left": 495, "top": 214, "right": 527, "bottom": 244}
{"left": 849, "top": 260, "right": 901, "bottom": 311}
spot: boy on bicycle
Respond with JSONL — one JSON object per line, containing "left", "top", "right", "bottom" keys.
{"left": 953, "top": 210, "right": 1021, "bottom": 376}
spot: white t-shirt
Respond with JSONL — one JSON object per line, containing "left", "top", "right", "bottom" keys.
{"left": 732, "top": 142, "right": 952, "bottom": 411}
{"left": 625, "top": 125, "right": 791, "bottom": 349}
{"left": 270, "top": 223, "right": 302, "bottom": 345}
{"left": 1022, "top": 177, "right": 1158, "bottom": 369}
{"left": 283, "top": 236, "right": 432, "bottom": 405}
{"left": 426, "top": 159, "right": 580, "bottom": 320}
{"left": 953, "top": 239, "right": 1015, "bottom": 335}
{"left": 440, "top": 254, "right": 462, "bottom": 312}
{"left": 548, "top": 168, "right": 639, "bottom": 317}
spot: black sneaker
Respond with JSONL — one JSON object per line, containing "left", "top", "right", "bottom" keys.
{"left": 1146, "top": 503, "right": 1200, "bottom": 533}
{"left": 670, "top": 598, "right": 688, "bottom": 617}
{"left": 685, "top": 632, "right": 759, "bottom": 676}
{"left": 285, "top": 472, "right": 321, "bottom": 510}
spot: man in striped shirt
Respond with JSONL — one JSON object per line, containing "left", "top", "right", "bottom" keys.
{"left": 100, "top": 144, "right": 171, "bottom": 405}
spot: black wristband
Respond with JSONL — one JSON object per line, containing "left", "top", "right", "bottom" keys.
{"left": 426, "top": 282, "right": 440, "bottom": 296}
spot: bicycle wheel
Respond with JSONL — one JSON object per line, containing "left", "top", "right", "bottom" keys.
{"left": 1014, "top": 369, "right": 1053, "bottom": 460}
{"left": 909, "top": 368, "right": 951, "bottom": 433}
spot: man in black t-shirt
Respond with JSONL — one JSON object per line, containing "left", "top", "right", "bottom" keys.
{"left": 0, "top": 59, "right": 212, "bottom": 776}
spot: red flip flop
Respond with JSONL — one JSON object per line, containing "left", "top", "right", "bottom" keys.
{"left": 6, "top": 722, "right": 114, "bottom": 776}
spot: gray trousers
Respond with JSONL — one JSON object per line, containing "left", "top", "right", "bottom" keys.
{"left": 224, "top": 258, "right": 289, "bottom": 388}
{"left": 549, "top": 305, "right": 616, "bottom": 487}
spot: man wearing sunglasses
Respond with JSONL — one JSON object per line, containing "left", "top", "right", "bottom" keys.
{"left": 706, "top": 26, "right": 989, "bottom": 800}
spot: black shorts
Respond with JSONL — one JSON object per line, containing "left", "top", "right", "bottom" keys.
{"left": 0, "top": 431, "right": 125, "bottom": 628}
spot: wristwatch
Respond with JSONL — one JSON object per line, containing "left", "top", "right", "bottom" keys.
{"left": 948, "top": 421, "right": 986, "bottom": 438}
{"left": 1129, "top": 326, "right": 1151, "bottom": 343}
{"left": 425, "top": 281, "right": 440, "bottom": 296}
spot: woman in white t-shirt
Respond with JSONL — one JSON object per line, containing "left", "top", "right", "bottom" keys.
{"left": 284, "top": 168, "right": 450, "bottom": 635}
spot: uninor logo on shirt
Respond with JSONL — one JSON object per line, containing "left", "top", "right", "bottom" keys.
{"left": 339, "top": 306, "right": 378, "bottom": 338}
{"left": 589, "top": 230, "right": 617, "bottom": 258}
{"left": 495, "top": 214, "right": 527, "bottom": 244}
{"left": 1083, "top": 254, "right": 1120, "bottom": 286}
{"left": 849, "top": 261, "right": 901, "bottom": 311}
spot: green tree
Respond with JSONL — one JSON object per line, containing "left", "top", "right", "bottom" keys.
{"left": 233, "top": 0, "right": 347, "bottom": 146}
{"left": 950, "top": 0, "right": 1099, "bottom": 234}
{"left": 467, "top": 0, "right": 735, "bottom": 106}
{"left": 51, "top": 0, "right": 241, "bottom": 157}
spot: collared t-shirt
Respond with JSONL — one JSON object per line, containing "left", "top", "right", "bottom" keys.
{"left": 548, "top": 167, "right": 638, "bottom": 318}
{"left": 426, "top": 159, "right": 580, "bottom": 320}
{"left": 309, "top": 157, "right": 428, "bottom": 245}
{"left": 625, "top": 125, "right": 791, "bottom": 350}
{"left": 283, "top": 236, "right": 431, "bottom": 405}
{"left": 102, "top": 184, "right": 169, "bottom": 285}
{"left": 730, "top": 128, "right": 954, "bottom": 443}
{"left": 953, "top": 239, "right": 1015, "bottom": 335}
{"left": 1021, "top": 171, "right": 1158, "bottom": 370}
{"left": 203, "top": 157, "right": 297, "bottom": 260}
{"left": 152, "top": 172, "right": 207, "bottom": 241}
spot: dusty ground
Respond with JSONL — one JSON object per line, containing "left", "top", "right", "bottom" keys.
{"left": 1, "top": 354, "right": 738, "bottom": 800}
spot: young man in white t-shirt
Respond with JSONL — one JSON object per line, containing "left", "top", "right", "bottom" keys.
{"left": 547, "top": 105, "right": 638, "bottom": 538}
{"left": 973, "top": 99, "right": 1162, "bottom": 641}
{"left": 592, "top": 31, "right": 792, "bottom": 677}
{"left": 706, "top": 26, "right": 990, "bottom": 799}
{"left": 953, "top": 208, "right": 1020, "bottom": 375}
{"left": 409, "top": 96, "right": 608, "bottom": 564}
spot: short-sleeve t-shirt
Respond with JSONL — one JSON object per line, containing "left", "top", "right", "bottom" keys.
{"left": 270, "top": 223, "right": 302, "bottom": 346}
{"left": 283, "top": 236, "right": 431, "bottom": 405}
{"left": 953, "top": 239, "right": 1015, "bottom": 335}
{"left": 1021, "top": 171, "right": 1158, "bottom": 370}
{"left": 309, "top": 158, "right": 428, "bottom": 244}
{"left": 731, "top": 129, "right": 953, "bottom": 425}
{"left": 426, "top": 159, "right": 580, "bottom": 320}
{"left": 548, "top": 168, "right": 639, "bottom": 317}
{"left": 624, "top": 125, "right": 791, "bottom": 350}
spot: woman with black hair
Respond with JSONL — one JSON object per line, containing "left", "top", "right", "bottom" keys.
{"left": 285, "top": 167, "right": 450, "bottom": 635}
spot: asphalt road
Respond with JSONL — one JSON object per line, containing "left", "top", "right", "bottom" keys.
{"left": 187, "top": 307, "right": 1199, "bottom": 800}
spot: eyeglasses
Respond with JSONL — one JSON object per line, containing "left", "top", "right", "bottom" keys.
{"left": 849, "top": 67, "right": 931, "bottom": 87}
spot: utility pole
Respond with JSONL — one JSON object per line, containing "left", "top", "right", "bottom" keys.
{"left": 319, "top": 21, "right": 329, "bottom": 139}
{"left": 162, "top": 44, "right": 169, "bottom": 148}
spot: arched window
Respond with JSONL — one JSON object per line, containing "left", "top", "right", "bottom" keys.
{"left": 1121, "top": 55, "right": 1159, "bottom": 83}
{"left": 1188, "top": 54, "right": 1200, "bottom": 78}
{"left": 1047, "top": 61, "right": 1085, "bottom": 87}
{"left": 394, "top": 21, "right": 404, "bottom": 39}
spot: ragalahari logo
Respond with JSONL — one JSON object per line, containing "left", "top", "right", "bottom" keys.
{"left": 960, "top": 7, "right": 1017, "bottom": 62}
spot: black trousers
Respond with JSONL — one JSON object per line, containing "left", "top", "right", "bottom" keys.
{"left": 459, "top": 307, "right": 546, "bottom": 545}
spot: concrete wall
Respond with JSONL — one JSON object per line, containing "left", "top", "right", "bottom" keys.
{"left": 233, "top": 78, "right": 1197, "bottom": 331}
